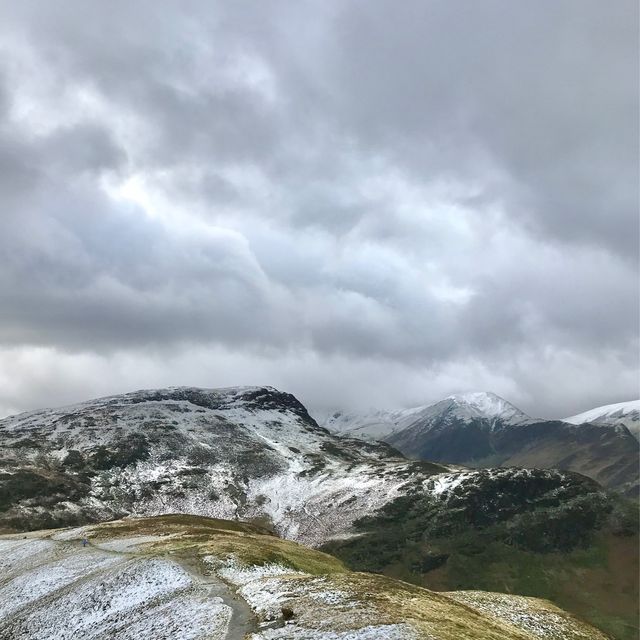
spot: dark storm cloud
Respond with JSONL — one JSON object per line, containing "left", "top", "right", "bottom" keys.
{"left": 0, "top": 0, "right": 637, "bottom": 417}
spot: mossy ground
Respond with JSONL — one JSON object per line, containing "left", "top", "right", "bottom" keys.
{"left": 322, "top": 486, "right": 639, "bottom": 640}
{"left": 326, "top": 527, "right": 638, "bottom": 640}
{"left": 86, "top": 513, "right": 347, "bottom": 576}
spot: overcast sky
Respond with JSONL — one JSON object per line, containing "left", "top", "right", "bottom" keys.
{"left": 0, "top": 0, "right": 638, "bottom": 419}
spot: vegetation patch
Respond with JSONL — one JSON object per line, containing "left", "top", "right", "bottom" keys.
{"left": 323, "top": 474, "right": 638, "bottom": 640}
{"left": 89, "top": 434, "right": 150, "bottom": 470}
{"left": 0, "top": 468, "right": 90, "bottom": 511}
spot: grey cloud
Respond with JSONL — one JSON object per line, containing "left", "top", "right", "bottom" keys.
{"left": 0, "top": 1, "right": 637, "bottom": 417}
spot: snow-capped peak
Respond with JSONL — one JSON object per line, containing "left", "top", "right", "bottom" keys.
{"left": 444, "top": 392, "right": 533, "bottom": 425}
{"left": 316, "top": 392, "right": 534, "bottom": 441}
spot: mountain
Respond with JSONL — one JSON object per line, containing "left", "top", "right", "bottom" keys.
{"left": 317, "top": 392, "right": 534, "bottom": 441}
{"left": 318, "top": 392, "right": 531, "bottom": 441}
{"left": 565, "top": 400, "right": 640, "bottom": 441}
{"left": 0, "top": 386, "right": 444, "bottom": 543}
{"left": 315, "top": 392, "right": 639, "bottom": 496}
{"left": 317, "top": 406, "right": 425, "bottom": 440}
{"left": 0, "top": 514, "right": 610, "bottom": 640}
{"left": 0, "top": 386, "right": 637, "bottom": 638}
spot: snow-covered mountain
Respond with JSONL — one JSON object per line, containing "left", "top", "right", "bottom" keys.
{"left": 396, "top": 392, "right": 534, "bottom": 431}
{"left": 316, "top": 392, "right": 532, "bottom": 441}
{"left": 0, "top": 385, "right": 451, "bottom": 544}
{"left": 1, "top": 385, "right": 623, "bottom": 541}
{"left": 316, "top": 406, "right": 426, "bottom": 441}
{"left": 385, "top": 392, "right": 540, "bottom": 465}
{"left": 564, "top": 399, "right": 640, "bottom": 441}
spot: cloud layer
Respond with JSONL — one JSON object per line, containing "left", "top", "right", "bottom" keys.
{"left": 0, "top": 1, "right": 637, "bottom": 418}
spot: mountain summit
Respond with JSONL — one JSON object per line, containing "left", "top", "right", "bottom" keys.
{"left": 427, "top": 391, "right": 533, "bottom": 426}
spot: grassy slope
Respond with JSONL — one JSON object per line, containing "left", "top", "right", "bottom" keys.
{"left": 323, "top": 509, "right": 639, "bottom": 640}
{"left": 70, "top": 514, "right": 609, "bottom": 640}
{"left": 87, "top": 513, "right": 347, "bottom": 576}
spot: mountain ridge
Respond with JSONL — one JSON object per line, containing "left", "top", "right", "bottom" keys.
{"left": 564, "top": 399, "right": 640, "bottom": 440}
{"left": 315, "top": 392, "right": 639, "bottom": 496}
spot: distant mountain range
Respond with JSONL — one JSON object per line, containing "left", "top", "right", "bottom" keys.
{"left": 316, "top": 392, "right": 640, "bottom": 496}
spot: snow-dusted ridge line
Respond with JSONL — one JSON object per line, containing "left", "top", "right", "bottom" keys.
{"left": 564, "top": 399, "right": 640, "bottom": 425}
{"left": 1, "top": 385, "right": 284, "bottom": 421}
{"left": 0, "top": 385, "right": 448, "bottom": 545}
{"left": 444, "top": 391, "right": 534, "bottom": 424}
{"left": 564, "top": 399, "right": 640, "bottom": 441}
{"left": 317, "top": 392, "right": 640, "bottom": 445}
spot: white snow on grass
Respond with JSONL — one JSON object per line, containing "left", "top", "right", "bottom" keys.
{"left": 97, "top": 593, "right": 231, "bottom": 640}
{"left": 246, "top": 461, "right": 415, "bottom": 545}
{"left": 211, "top": 557, "right": 304, "bottom": 587}
{"left": 0, "top": 539, "right": 57, "bottom": 576}
{"left": 0, "top": 550, "right": 124, "bottom": 619}
{"left": 0, "top": 386, "right": 438, "bottom": 548}
{"left": 2, "top": 557, "right": 204, "bottom": 639}
{"left": 208, "top": 556, "right": 360, "bottom": 627}
{"left": 423, "top": 470, "right": 484, "bottom": 498}
{"left": 250, "top": 623, "right": 419, "bottom": 639}
{"left": 447, "top": 591, "right": 610, "bottom": 640}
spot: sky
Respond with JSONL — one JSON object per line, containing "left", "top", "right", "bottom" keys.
{"left": 0, "top": 0, "right": 638, "bottom": 420}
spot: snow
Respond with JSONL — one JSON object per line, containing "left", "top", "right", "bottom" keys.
{"left": 0, "top": 551, "right": 124, "bottom": 620}
{"left": 211, "top": 558, "right": 304, "bottom": 587}
{"left": 0, "top": 525, "right": 608, "bottom": 640}
{"left": 564, "top": 399, "right": 640, "bottom": 424}
{"left": 424, "top": 471, "right": 479, "bottom": 497}
{"left": 0, "top": 552, "right": 232, "bottom": 640}
{"left": 315, "top": 391, "right": 534, "bottom": 442}
{"left": 245, "top": 460, "right": 416, "bottom": 545}
{"left": 0, "top": 539, "right": 57, "bottom": 576}
{"left": 446, "top": 392, "right": 533, "bottom": 424}
{"left": 564, "top": 399, "right": 640, "bottom": 440}
{"left": 1, "top": 386, "right": 439, "bottom": 548}
{"left": 448, "top": 591, "right": 609, "bottom": 640}
{"left": 249, "top": 623, "right": 419, "bottom": 639}
{"left": 316, "top": 407, "right": 426, "bottom": 441}
{"left": 208, "top": 555, "right": 418, "bottom": 639}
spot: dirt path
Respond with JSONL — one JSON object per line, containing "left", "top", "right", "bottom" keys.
{"left": 176, "top": 555, "right": 259, "bottom": 640}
